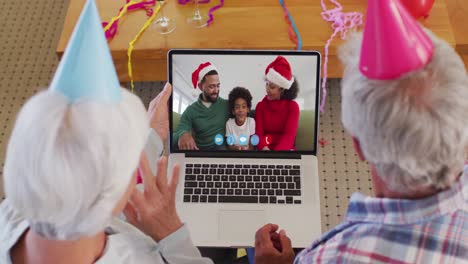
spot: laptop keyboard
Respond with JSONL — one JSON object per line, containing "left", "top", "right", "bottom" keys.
{"left": 183, "top": 163, "right": 302, "bottom": 204}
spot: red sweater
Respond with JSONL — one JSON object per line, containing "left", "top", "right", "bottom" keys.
{"left": 254, "top": 96, "right": 300, "bottom": 150}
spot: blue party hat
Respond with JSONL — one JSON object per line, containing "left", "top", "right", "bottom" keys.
{"left": 49, "top": 0, "right": 121, "bottom": 103}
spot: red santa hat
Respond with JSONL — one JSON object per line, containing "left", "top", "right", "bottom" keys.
{"left": 191, "top": 62, "right": 218, "bottom": 90}
{"left": 265, "top": 56, "right": 294, "bottom": 89}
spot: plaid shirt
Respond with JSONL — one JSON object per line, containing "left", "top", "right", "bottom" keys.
{"left": 295, "top": 167, "right": 468, "bottom": 264}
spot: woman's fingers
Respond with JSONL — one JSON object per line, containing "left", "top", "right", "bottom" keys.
{"left": 160, "top": 83, "right": 172, "bottom": 103}
{"left": 155, "top": 156, "right": 169, "bottom": 193}
{"left": 169, "top": 164, "right": 180, "bottom": 203}
{"left": 129, "top": 187, "right": 146, "bottom": 214}
{"left": 123, "top": 201, "right": 139, "bottom": 227}
{"left": 140, "top": 154, "right": 157, "bottom": 194}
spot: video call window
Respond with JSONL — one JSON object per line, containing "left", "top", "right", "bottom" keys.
{"left": 170, "top": 52, "right": 320, "bottom": 153}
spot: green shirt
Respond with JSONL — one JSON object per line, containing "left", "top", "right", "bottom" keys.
{"left": 173, "top": 95, "right": 229, "bottom": 150}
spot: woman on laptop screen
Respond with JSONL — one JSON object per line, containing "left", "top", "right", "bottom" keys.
{"left": 254, "top": 56, "right": 300, "bottom": 151}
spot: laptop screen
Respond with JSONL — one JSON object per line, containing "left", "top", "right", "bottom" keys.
{"left": 168, "top": 50, "right": 320, "bottom": 155}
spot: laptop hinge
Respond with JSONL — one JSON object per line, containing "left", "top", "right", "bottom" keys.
{"left": 184, "top": 152, "right": 301, "bottom": 159}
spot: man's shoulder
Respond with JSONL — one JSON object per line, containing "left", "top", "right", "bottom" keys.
{"left": 298, "top": 217, "right": 468, "bottom": 263}
{"left": 218, "top": 97, "right": 228, "bottom": 105}
{"left": 296, "top": 222, "right": 387, "bottom": 262}
{"left": 186, "top": 101, "right": 200, "bottom": 110}
{"left": 181, "top": 101, "right": 201, "bottom": 115}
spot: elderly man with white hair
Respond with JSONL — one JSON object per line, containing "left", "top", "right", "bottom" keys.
{"left": 0, "top": 1, "right": 213, "bottom": 263}
{"left": 253, "top": 1, "right": 468, "bottom": 263}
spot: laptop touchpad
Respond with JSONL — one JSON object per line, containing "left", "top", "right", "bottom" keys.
{"left": 218, "top": 210, "right": 266, "bottom": 242}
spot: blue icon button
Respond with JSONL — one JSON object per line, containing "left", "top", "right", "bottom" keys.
{"left": 226, "top": 134, "right": 235, "bottom": 146}
{"left": 214, "top": 134, "right": 224, "bottom": 145}
{"left": 238, "top": 134, "right": 248, "bottom": 146}
{"left": 250, "top": 134, "right": 260, "bottom": 146}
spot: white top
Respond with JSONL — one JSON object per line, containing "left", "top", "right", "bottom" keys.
{"left": 0, "top": 199, "right": 213, "bottom": 264}
{"left": 225, "top": 117, "right": 256, "bottom": 146}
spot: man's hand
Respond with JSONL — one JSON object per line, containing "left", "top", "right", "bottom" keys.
{"left": 255, "top": 224, "right": 295, "bottom": 264}
{"left": 148, "top": 82, "right": 172, "bottom": 142}
{"left": 123, "top": 154, "right": 182, "bottom": 242}
{"left": 178, "top": 132, "right": 199, "bottom": 150}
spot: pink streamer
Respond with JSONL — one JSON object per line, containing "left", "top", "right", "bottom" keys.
{"left": 207, "top": 0, "right": 224, "bottom": 26}
{"left": 320, "top": 0, "right": 363, "bottom": 112}
{"left": 178, "top": 0, "right": 210, "bottom": 4}
{"left": 177, "top": 0, "right": 223, "bottom": 26}
{"left": 102, "top": 0, "right": 156, "bottom": 40}
{"left": 318, "top": 138, "right": 329, "bottom": 147}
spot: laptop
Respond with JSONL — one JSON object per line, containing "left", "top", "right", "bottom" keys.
{"left": 168, "top": 49, "right": 322, "bottom": 248}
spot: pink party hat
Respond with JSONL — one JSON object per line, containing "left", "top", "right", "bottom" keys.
{"left": 359, "top": 0, "right": 434, "bottom": 80}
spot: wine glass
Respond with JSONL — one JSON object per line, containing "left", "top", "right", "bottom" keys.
{"left": 186, "top": 0, "right": 208, "bottom": 28}
{"left": 152, "top": 0, "right": 176, "bottom": 34}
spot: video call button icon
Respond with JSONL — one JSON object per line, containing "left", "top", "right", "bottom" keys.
{"left": 226, "top": 134, "right": 235, "bottom": 146}
{"left": 250, "top": 134, "right": 259, "bottom": 146}
{"left": 214, "top": 134, "right": 224, "bottom": 145}
{"left": 238, "top": 134, "right": 248, "bottom": 146}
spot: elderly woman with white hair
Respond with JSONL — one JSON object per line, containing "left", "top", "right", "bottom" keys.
{"left": 0, "top": 82, "right": 214, "bottom": 264}
{"left": 253, "top": 1, "right": 468, "bottom": 263}
{"left": 0, "top": 1, "right": 213, "bottom": 263}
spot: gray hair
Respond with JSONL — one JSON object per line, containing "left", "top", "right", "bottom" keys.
{"left": 339, "top": 30, "right": 468, "bottom": 192}
{"left": 4, "top": 88, "right": 148, "bottom": 240}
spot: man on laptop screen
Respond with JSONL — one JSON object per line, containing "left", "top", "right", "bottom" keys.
{"left": 173, "top": 62, "right": 230, "bottom": 151}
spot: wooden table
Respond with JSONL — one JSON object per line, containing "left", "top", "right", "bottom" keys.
{"left": 57, "top": 0, "right": 456, "bottom": 82}
{"left": 445, "top": 0, "right": 468, "bottom": 70}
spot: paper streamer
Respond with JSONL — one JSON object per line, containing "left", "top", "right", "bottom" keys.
{"left": 177, "top": 0, "right": 223, "bottom": 26}
{"left": 207, "top": 0, "right": 224, "bottom": 26}
{"left": 178, "top": 0, "right": 210, "bottom": 4}
{"left": 102, "top": 0, "right": 156, "bottom": 40}
{"left": 320, "top": 0, "right": 363, "bottom": 112}
{"left": 318, "top": 138, "right": 329, "bottom": 147}
{"left": 279, "top": 0, "right": 302, "bottom": 50}
{"left": 128, "top": 2, "right": 162, "bottom": 91}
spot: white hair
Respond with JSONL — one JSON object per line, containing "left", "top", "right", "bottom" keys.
{"left": 339, "top": 30, "right": 468, "bottom": 192}
{"left": 4, "top": 88, "right": 148, "bottom": 240}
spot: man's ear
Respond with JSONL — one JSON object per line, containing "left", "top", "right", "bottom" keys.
{"left": 352, "top": 137, "right": 365, "bottom": 161}
{"left": 198, "top": 82, "right": 203, "bottom": 91}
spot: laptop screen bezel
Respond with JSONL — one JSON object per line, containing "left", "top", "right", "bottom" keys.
{"left": 168, "top": 49, "right": 321, "bottom": 157}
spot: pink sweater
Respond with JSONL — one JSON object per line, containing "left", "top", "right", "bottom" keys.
{"left": 254, "top": 96, "right": 300, "bottom": 150}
